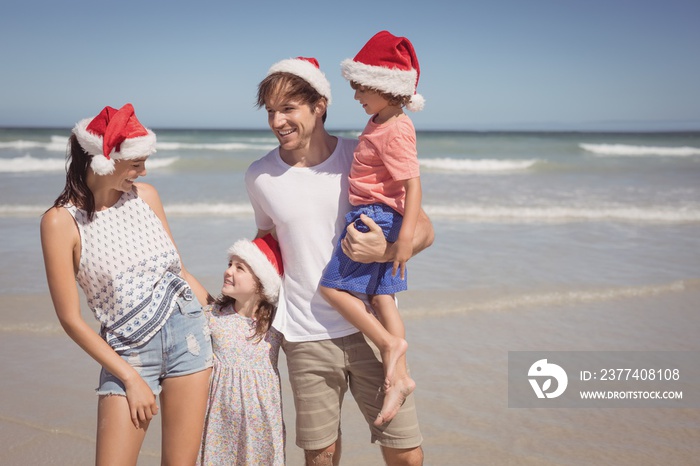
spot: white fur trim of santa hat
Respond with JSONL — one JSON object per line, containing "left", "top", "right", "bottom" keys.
{"left": 227, "top": 238, "right": 283, "bottom": 305}
{"left": 341, "top": 58, "right": 417, "bottom": 97}
{"left": 72, "top": 104, "right": 157, "bottom": 175}
{"left": 267, "top": 57, "right": 332, "bottom": 105}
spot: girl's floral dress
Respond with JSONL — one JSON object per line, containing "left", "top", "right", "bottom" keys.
{"left": 197, "top": 303, "right": 285, "bottom": 465}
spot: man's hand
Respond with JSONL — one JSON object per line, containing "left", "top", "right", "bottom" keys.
{"left": 341, "top": 214, "right": 388, "bottom": 264}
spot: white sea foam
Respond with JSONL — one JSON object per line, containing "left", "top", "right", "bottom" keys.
{"left": 0, "top": 140, "right": 44, "bottom": 150}
{"left": 420, "top": 158, "right": 539, "bottom": 172}
{"left": 0, "top": 200, "right": 252, "bottom": 217}
{"left": 580, "top": 143, "right": 700, "bottom": 157}
{"left": 0, "top": 155, "right": 67, "bottom": 172}
{"left": 0, "top": 155, "right": 178, "bottom": 173}
{"left": 0, "top": 137, "right": 275, "bottom": 153}
{"left": 163, "top": 203, "right": 255, "bottom": 216}
{"left": 0, "top": 205, "right": 45, "bottom": 216}
{"left": 165, "top": 202, "right": 694, "bottom": 223}
{"left": 402, "top": 279, "right": 694, "bottom": 319}
{"left": 423, "top": 205, "right": 700, "bottom": 223}
{"left": 3, "top": 202, "right": 698, "bottom": 223}
{"left": 143, "top": 157, "right": 179, "bottom": 168}
{"left": 0, "top": 136, "right": 68, "bottom": 152}
{"left": 155, "top": 141, "right": 276, "bottom": 151}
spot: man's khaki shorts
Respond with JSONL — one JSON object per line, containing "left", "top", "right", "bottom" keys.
{"left": 283, "top": 331, "right": 423, "bottom": 451}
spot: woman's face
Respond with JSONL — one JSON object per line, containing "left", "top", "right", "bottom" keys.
{"left": 107, "top": 157, "right": 148, "bottom": 192}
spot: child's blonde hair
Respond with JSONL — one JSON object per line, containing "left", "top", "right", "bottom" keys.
{"left": 350, "top": 81, "right": 412, "bottom": 108}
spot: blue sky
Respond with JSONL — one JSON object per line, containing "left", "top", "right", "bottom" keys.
{"left": 2, "top": 0, "right": 699, "bottom": 131}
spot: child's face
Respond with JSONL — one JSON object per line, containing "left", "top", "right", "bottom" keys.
{"left": 221, "top": 255, "right": 259, "bottom": 300}
{"left": 353, "top": 85, "right": 390, "bottom": 117}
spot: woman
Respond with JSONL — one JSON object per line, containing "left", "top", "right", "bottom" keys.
{"left": 40, "top": 103, "right": 213, "bottom": 465}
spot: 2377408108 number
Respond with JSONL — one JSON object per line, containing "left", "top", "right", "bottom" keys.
{"left": 599, "top": 368, "right": 680, "bottom": 381}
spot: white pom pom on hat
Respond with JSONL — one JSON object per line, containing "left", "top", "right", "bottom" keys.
{"left": 72, "top": 103, "right": 157, "bottom": 175}
{"left": 341, "top": 30, "right": 425, "bottom": 112}
{"left": 406, "top": 93, "right": 425, "bottom": 112}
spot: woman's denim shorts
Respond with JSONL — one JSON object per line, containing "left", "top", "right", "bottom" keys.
{"left": 96, "top": 294, "right": 213, "bottom": 396}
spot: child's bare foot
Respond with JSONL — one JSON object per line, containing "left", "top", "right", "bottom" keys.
{"left": 373, "top": 375, "right": 416, "bottom": 426}
{"left": 380, "top": 337, "right": 408, "bottom": 388}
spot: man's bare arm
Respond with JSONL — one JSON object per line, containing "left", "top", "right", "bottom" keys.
{"left": 341, "top": 209, "right": 434, "bottom": 264}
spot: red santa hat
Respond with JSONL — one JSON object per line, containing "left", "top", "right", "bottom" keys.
{"left": 227, "top": 234, "right": 284, "bottom": 305}
{"left": 72, "top": 103, "right": 157, "bottom": 175}
{"left": 267, "top": 56, "right": 332, "bottom": 104}
{"left": 341, "top": 30, "right": 425, "bottom": 112}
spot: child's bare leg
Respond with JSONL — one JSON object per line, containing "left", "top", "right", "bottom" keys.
{"left": 320, "top": 286, "right": 407, "bottom": 383}
{"left": 370, "top": 294, "right": 416, "bottom": 426}
{"left": 369, "top": 294, "right": 407, "bottom": 388}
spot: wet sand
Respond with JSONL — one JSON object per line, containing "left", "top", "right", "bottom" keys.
{"left": 1, "top": 283, "right": 699, "bottom": 465}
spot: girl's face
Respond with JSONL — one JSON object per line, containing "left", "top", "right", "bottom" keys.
{"left": 353, "top": 85, "right": 390, "bottom": 117}
{"left": 107, "top": 157, "right": 148, "bottom": 192}
{"left": 221, "top": 255, "right": 260, "bottom": 301}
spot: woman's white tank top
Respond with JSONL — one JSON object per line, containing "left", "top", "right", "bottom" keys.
{"left": 65, "top": 189, "right": 189, "bottom": 350}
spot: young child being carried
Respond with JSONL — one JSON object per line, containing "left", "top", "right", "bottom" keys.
{"left": 198, "top": 234, "right": 285, "bottom": 466}
{"left": 320, "top": 30, "right": 426, "bottom": 426}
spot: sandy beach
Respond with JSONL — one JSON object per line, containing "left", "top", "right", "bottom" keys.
{"left": 2, "top": 280, "right": 699, "bottom": 465}
{"left": 2, "top": 128, "right": 700, "bottom": 464}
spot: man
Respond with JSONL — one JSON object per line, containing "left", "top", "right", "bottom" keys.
{"left": 245, "top": 56, "right": 433, "bottom": 466}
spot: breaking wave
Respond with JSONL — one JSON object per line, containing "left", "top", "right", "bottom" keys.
{"left": 402, "top": 279, "right": 696, "bottom": 319}
{"left": 424, "top": 205, "right": 700, "bottom": 223}
{"left": 0, "top": 136, "right": 275, "bottom": 153}
{"left": 3, "top": 202, "right": 699, "bottom": 223}
{"left": 0, "top": 155, "right": 178, "bottom": 173}
{"left": 420, "top": 158, "right": 540, "bottom": 172}
{"left": 580, "top": 143, "right": 700, "bottom": 157}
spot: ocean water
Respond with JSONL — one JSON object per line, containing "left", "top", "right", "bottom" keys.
{"left": 1, "top": 127, "right": 699, "bottom": 300}
{"left": 2, "top": 127, "right": 700, "bottom": 464}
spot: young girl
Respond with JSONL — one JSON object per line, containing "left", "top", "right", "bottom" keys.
{"left": 198, "top": 234, "right": 285, "bottom": 466}
{"left": 319, "top": 30, "right": 425, "bottom": 426}
{"left": 40, "top": 103, "right": 213, "bottom": 465}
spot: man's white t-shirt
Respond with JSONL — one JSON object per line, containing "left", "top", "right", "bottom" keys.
{"left": 245, "top": 136, "right": 361, "bottom": 342}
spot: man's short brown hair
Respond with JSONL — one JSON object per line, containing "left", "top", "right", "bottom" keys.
{"left": 257, "top": 73, "right": 328, "bottom": 123}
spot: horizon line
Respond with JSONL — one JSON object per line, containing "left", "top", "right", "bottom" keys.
{"left": 1, "top": 126, "right": 699, "bottom": 134}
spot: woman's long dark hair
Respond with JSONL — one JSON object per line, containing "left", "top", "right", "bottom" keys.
{"left": 214, "top": 281, "right": 277, "bottom": 343}
{"left": 48, "top": 134, "right": 96, "bottom": 220}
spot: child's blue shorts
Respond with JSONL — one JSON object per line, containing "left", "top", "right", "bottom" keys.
{"left": 320, "top": 203, "right": 407, "bottom": 295}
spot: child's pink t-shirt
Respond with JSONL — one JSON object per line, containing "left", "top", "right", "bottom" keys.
{"left": 348, "top": 114, "right": 420, "bottom": 216}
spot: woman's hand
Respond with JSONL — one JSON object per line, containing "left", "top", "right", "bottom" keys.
{"left": 124, "top": 375, "right": 159, "bottom": 428}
